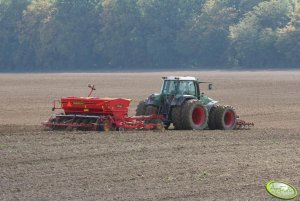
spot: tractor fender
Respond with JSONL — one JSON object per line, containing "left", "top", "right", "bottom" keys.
{"left": 145, "top": 93, "right": 161, "bottom": 107}
{"left": 171, "top": 95, "right": 196, "bottom": 106}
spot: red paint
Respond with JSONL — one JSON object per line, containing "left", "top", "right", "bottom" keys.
{"left": 192, "top": 107, "right": 205, "bottom": 126}
{"left": 224, "top": 111, "right": 234, "bottom": 126}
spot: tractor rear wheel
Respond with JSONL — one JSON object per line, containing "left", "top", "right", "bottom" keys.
{"left": 181, "top": 99, "right": 208, "bottom": 130}
{"left": 208, "top": 105, "right": 218, "bottom": 130}
{"left": 171, "top": 106, "right": 182, "bottom": 130}
{"left": 215, "top": 105, "right": 237, "bottom": 130}
{"left": 136, "top": 101, "right": 146, "bottom": 116}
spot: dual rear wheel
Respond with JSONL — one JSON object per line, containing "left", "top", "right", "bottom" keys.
{"left": 208, "top": 105, "right": 237, "bottom": 130}
{"left": 135, "top": 100, "right": 236, "bottom": 130}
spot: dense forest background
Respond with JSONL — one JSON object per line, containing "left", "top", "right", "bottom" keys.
{"left": 0, "top": 0, "right": 299, "bottom": 72}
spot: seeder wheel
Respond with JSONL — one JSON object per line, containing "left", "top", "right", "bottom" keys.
{"left": 153, "top": 119, "right": 165, "bottom": 132}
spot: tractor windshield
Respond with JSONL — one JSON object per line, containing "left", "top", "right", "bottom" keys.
{"left": 162, "top": 80, "right": 197, "bottom": 96}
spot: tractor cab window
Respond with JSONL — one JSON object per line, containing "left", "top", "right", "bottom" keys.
{"left": 179, "top": 81, "right": 196, "bottom": 96}
{"left": 162, "top": 80, "right": 197, "bottom": 96}
{"left": 162, "top": 80, "right": 177, "bottom": 95}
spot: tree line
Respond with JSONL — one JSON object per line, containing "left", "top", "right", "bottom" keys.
{"left": 0, "top": 0, "right": 299, "bottom": 72}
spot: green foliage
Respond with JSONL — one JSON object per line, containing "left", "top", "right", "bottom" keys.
{"left": 276, "top": 2, "right": 300, "bottom": 66}
{"left": 44, "top": 0, "right": 102, "bottom": 70}
{"left": 177, "top": 0, "right": 238, "bottom": 66}
{"left": 16, "top": 0, "right": 56, "bottom": 70}
{"left": 96, "top": 0, "right": 144, "bottom": 68}
{"left": 229, "top": 0, "right": 295, "bottom": 67}
{"left": 0, "top": 0, "right": 32, "bottom": 71}
{"left": 252, "top": 0, "right": 293, "bottom": 29}
{"left": 138, "top": 0, "right": 205, "bottom": 67}
{"left": 0, "top": 0, "right": 299, "bottom": 71}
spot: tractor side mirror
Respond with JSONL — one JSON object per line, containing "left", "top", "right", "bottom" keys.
{"left": 208, "top": 83, "right": 213, "bottom": 90}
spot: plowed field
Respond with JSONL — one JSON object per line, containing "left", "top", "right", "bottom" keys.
{"left": 1, "top": 71, "right": 300, "bottom": 200}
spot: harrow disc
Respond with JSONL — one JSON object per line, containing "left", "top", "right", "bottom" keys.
{"left": 43, "top": 114, "right": 102, "bottom": 131}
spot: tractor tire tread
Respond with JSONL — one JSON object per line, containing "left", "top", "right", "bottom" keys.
{"left": 181, "top": 99, "right": 208, "bottom": 130}
{"left": 145, "top": 105, "right": 157, "bottom": 115}
{"left": 135, "top": 100, "right": 146, "bottom": 116}
{"left": 208, "top": 105, "right": 218, "bottom": 130}
{"left": 171, "top": 106, "right": 182, "bottom": 130}
{"left": 215, "top": 105, "right": 237, "bottom": 130}
{"left": 145, "top": 105, "right": 158, "bottom": 124}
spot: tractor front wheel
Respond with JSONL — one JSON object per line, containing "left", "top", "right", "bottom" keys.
{"left": 145, "top": 105, "right": 157, "bottom": 115}
{"left": 136, "top": 101, "right": 146, "bottom": 116}
{"left": 145, "top": 105, "right": 158, "bottom": 124}
{"left": 181, "top": 99, "right": 208, "bottom": 130}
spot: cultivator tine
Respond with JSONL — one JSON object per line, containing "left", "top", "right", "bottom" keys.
{"left": 43, "top": 114, "right": 101, "bottom": 131}
{"left": 235, "top": 119, "right": 254, "bottom": 130}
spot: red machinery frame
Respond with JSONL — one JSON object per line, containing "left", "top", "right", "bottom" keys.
{"left": 43, "top": 95, "right": 164, "bottom": 131}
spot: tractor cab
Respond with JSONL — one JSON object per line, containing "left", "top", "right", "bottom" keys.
{"left": 145, "top": 76, "right": 214, "bottom": 108}
{"left": 161, "top": 77, "right": 199, "bottom": 97}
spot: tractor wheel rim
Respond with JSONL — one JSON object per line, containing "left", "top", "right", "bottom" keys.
{"left": 192, "top": 107, "right": 205, "bottom": 125}
{"left": 224, "top": 111, "right": 234, "bottom": 127}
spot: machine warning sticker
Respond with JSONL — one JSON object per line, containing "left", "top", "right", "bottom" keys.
{"left": 73, "top": 102, "right": 84, "bottom": 105}
{"left": 116, "top": 104, "right": 124, "bottom": 108}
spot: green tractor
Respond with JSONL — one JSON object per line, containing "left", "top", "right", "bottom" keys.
{"left": 136, "top": 76, "right": 237, "bottom": 130}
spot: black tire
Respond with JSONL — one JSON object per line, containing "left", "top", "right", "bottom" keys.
{"left": 145, "top": 105, "right": 157, "bottom": 115}
{"left": 215, "top": 105, "right": 237, "bottom": 130}
{"left": 208, "top": 105, "right": 218, "bottom": 130}
{"left": 145, "top": 105, "right": 158, "bottom": 124}
{"left": 171, "top": 106, "right": 182, "bottom": 130}
{"left": 181, "top": 99, "right": 208, "bottom": 130}
{"left": 135, "top": 101, "right": 146, "bottom": 116}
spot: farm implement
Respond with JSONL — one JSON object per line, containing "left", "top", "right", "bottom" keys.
{"left": 43, "top": 77, "right": 254, "bottom": 131}
{"left": 43, "top": 85, "right": 164, "bottom": 131}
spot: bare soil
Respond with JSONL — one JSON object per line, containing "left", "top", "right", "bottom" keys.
{"left": 0, "top": 71, "right": 300, "bottom": 200}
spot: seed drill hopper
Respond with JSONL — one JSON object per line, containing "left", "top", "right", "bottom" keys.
{"left": 43, "top": 85, "right": 164, "bottom": 131}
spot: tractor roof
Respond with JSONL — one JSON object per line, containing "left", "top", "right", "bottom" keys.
{"left": 162, "top": 76, "right": 197, "bottom": 81}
